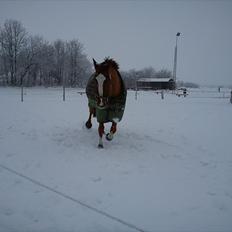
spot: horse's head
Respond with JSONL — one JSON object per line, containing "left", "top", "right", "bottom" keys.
{"left": 93, "top": 58, "right": 120, "bottom": 108}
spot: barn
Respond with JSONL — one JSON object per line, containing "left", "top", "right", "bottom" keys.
{"left": 136, "top": 78, "right": 175, "bottom": 90}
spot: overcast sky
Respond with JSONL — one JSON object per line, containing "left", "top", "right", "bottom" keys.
{"left": 0, "top": 0, "right": 232, "bottom": 86}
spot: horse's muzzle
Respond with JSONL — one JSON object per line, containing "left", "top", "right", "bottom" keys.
{"left": 96, "top": 96, "right": 109, "bottom": 108}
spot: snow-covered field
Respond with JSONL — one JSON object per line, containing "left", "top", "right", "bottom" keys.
{"left": 0, "top": 87, "right": 232, "bottom": 232}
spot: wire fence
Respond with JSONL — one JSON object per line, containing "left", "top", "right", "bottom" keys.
{"left": 134, "top": 87, "right": 232, "bottom": 101}
{"left": 187, "top": 88, "right": 231, "bottom": 98}
{"left": 1, "top": 86, "right": 232, "bottom": 103}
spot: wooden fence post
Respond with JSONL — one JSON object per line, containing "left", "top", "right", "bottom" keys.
{"left": 161, "top": 90, "right": 164, "bottom": 99}
{"left": 135, "top": 81, "right": 138, "bottom": 100}
{"left": 63, "top": 73, "right": 66, "bottom": 101}
{"left": 21, "top": 75, "right": 24, "bottom": 102}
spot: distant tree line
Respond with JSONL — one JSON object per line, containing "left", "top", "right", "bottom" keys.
{"left": 0, "top": 19, "right": 92, "bottom": 87}
{"left": 121, "top": 67, "right": 172, "bottom": 89}
{"left": 177, "top": 81, "right": 199, "bottom": 88}
{"left": 0, "top": 19, "right": 174, "bottom": 89}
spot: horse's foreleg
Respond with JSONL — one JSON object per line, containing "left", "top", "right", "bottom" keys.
{"left": 98, "top": 123, "right": 105, "bottom": 148}
{"left": 106, "top": 122, "right": 117, "bottom": 141}
{"left": 85, "top": 112, "right": 92, "bottom": 129}
{"left": 85, "top": 107, "right": 94, "bottom": 129}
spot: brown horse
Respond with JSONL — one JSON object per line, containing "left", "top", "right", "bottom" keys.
{"left": 85, "top": 58, "right": 127, "bottom": 148}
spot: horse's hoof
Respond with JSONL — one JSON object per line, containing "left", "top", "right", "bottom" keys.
{"left": 98, "top": 144, "right": 104, "bottom": 149}
{"left": 85, "top": 121, "right": 92, "bottom": 129}
{"left": 106, "top": 133, "right": 114, "bottom": 141}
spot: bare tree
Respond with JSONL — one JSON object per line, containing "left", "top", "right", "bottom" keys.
{"left": 36, "top": 42, "right": 54, "bottom": 87}
{"left": 66, "top": 40, "right": 82, "bottom": 86}
{"left": 18, "top": 35, "right": 45, "bottom": 86}
{"left": 53, "top": 39, "right": 65, "bottom": 85}
{"left": 18, "top": 35, "right": 45, "bottom": 101}
{"left": 141, "top": 67, "right": 156, "bottom": 78}
{"left": 155, "top": 69, "right": 172, "bottom": 79}
{"left": 0, "top": 19, "right": 27, "bottom": 85}
{"left": 65, "top": 39, "right": 91, "bottom": 87}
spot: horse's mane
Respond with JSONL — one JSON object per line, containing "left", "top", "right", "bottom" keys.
{"left": 104, "top": 57, "right": 119, "bottom": 70}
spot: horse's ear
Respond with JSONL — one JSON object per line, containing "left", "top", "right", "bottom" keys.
{"left": 93, "top": 58, "right": 97, "bottom": 70}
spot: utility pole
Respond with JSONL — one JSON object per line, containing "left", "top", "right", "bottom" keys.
{"left": 173, "top": 32, "right": 181, "bottom": 89}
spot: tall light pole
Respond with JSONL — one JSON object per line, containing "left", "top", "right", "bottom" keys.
{"left": 173, "top": 32, "right": 181, "bottom": 88}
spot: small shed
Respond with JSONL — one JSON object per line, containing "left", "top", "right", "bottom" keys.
{"left": 136, "top": 78, "right": 175, "bottom": 90}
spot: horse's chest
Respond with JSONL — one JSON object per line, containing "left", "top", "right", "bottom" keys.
{"left": 95, "top": 75, "right": 112, "bottom": 96}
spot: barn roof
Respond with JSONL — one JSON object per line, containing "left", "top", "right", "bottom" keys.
{"left": 137, "top": 78, "right": 173, "bottom": 83}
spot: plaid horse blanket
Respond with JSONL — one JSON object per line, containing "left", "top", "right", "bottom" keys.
{"left": 86, "top": 74, "right": 127, "bottom": 123}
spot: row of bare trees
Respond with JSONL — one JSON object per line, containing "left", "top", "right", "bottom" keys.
{"left": 0, "top": 19, "right": 92, "bottom": 87}
{"left": 0, "top": 19, "right": 174, "bottom": 89}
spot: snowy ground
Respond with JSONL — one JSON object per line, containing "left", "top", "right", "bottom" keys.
{"left": 0, "top": 87, "right": 232, "bottom": 232}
